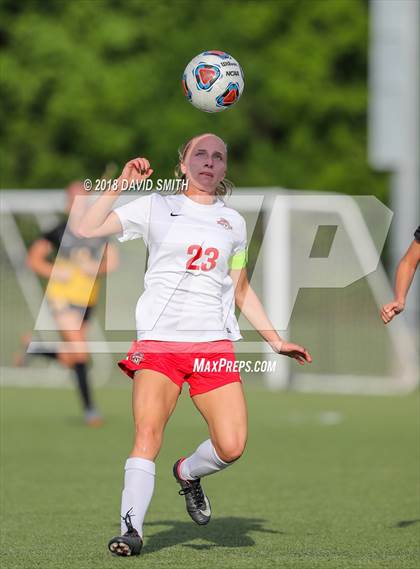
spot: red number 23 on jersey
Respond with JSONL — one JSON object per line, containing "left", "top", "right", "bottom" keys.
{"left": 186, "top": 245, "right": 219, "bottom": 271}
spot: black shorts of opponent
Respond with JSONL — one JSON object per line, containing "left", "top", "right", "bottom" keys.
{"left": 48, "top": 300, "right": 93, "bottom": 322}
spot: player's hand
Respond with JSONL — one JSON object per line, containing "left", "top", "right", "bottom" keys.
{"left": 117, "top": 157, "right": 154, "bottom": 191}
{"left": 271, "top": 341, "right": 312, "bottom": 365}
{"left": 380, "top": 300, "right": 404, "bottom": 324}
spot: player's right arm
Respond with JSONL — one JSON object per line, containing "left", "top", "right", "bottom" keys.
{"left": 27, "top": 238, "right": 55, "bottom": 278}
{"left": 78, "top": 157, "right": 153, "bottom": 239}
{"left": 27, "top": 238, "right": 73, "bottom": 281}
{"left": 381, "top": 237, "right": 420, "bottom": 324}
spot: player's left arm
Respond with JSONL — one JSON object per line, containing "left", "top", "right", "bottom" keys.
{"left": 230, "top": 267, "right": 312, "bottom": 365}
{"left": 381, "top": 239, "right": 420, "bottom": 324}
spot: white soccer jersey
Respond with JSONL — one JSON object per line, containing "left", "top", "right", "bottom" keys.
{"left": 114, "top": 192, "right": 247, "bottom": 342}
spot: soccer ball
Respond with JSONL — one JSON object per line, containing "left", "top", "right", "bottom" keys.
{"left": 182, "top": 50, "right": 244, "bottom": 113}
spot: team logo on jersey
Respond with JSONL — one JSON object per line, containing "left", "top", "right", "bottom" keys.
{"left": 130, "top": 351, "right": 144, "bottom": 365}
{"left": 217, "top": 217, "right": 232, "bottom": 230}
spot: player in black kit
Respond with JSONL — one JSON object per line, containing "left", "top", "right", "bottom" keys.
{"left": 18, "top": 181, "right": 118, "bottom": 425}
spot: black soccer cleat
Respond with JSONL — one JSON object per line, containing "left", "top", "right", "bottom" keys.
{"left": 173, "top": 458, "right": 211, "bottom": 525}
{"left": 108, "top": 508, "right": 143, "bottom": 557}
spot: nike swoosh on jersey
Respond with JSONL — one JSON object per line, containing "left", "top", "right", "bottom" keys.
{"left": 170, "top": 212, "right": 183, "bottom": 216}
{"left": 198, "top": 496, "right": 211, "bottom": 517}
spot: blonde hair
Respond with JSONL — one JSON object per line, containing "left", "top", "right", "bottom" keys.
{"left": 174, "top": 134, "right": 235, "bottom": 198}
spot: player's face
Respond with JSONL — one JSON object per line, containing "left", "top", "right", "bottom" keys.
{"left": 182, "top": 135, "right": 227, "bottom": 194}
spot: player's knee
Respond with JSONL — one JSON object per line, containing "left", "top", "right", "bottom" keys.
{"left": 215, "top": 438, "right": 246, "bottom": 463}
{"left": 58, "top": 353, "right": 74, "bottom": 367}
{"left": 73, "top": 353, "right": 89, "bottom": 364}
{"left": 64, "top": 349, "right": 89, "bottom": 366}
{"left": 132, "top": 423, "right": 163, "bottom": 455}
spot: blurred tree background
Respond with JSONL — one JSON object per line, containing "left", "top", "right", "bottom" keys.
{"left": 0, "top": 0, "right": 388, "bottom": 200}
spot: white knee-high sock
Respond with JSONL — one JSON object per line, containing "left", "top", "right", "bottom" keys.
{"left": 180, "top": 439, "right": 232, "bottom": 480}
{"left": 120, "top": 457, "right": 155, "bottom": 537}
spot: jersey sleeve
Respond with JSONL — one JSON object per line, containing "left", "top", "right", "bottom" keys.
{"left": 113, "top": 194, "right": 153, "bottom": 242}
{"left": 40, "top": 222, "right": 65, "bottom": 249}
{"left": 414, "top": 226, "right": 420, "bottom": 243}
{"left": 229, "top": 215, "right": 248, "bottom": 270}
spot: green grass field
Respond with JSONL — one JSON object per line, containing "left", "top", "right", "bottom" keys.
{"left": 1, "top": 385, "right": 419, "bottom": 569}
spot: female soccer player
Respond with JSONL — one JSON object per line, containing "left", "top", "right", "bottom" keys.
{"left": 23, "top": 181, "right": 119, "bottom": 425}
{"left": 78, "top": 133, "right": 312, "bottom": 556}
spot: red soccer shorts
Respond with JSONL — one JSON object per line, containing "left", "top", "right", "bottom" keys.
{"left": 118, "top": 339, "right": 242, "bottom": 397}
